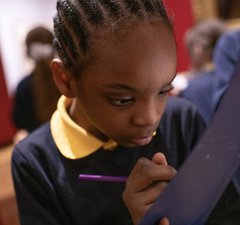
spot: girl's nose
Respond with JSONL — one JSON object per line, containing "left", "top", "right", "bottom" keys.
{"left": 131, "top": 101, "right": 164, "bottom": 127}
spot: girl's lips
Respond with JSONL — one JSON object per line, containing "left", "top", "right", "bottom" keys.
{"left": 131, "top": 135, "right": 153, "bottom": 146}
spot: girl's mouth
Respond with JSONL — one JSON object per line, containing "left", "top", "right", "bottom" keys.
{"left": 131, "top": 135, "right": 153, "bottom": 146}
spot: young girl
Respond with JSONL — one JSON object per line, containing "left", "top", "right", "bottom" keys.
{"left": 11, "top": 0, "right": 239, "bottom": 225}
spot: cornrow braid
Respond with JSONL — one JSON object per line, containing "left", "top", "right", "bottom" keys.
{"left": 54, "top": 0, "right": 91, "bottom": 70}
{"left": 53, "top": 16, "right": 75, "bottom": 67}
{"left": 142, "top": 0, "right": 155, "bottom": 13}
{"left": 99, "top": 0, "right": 122, "bottom": 17}
{"left": 78, "top": 0, "right": 105, "bottom": 24}
{"left": 152, "top": 0, "right": 171, "bottom": 25}
{"left": 53, "top": 0, "right": 172, "bottom": 76}
{"left": 124, "top": 0, "right": 141, "bottom": 14}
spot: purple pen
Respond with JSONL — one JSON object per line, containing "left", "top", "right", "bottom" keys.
{"left": 78, "top": 174, "right": 127, "bottom": 183}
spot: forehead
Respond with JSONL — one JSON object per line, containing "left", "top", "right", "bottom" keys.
{"left": 79, "top": 22, "right": 177, "bottom": 89}
{"left": 94, "top": 21, "right": 175, "bottom": 54}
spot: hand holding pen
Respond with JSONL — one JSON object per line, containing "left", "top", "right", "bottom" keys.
{"left": 78, "top": 153, "right": 174, "bottom": 225}
{"left": 122, "top": 152, "right": 176, "bottom": 225}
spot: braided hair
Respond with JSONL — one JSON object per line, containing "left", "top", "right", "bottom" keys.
{"left": 53, "top": 0, "right": 172, "bottom": 76}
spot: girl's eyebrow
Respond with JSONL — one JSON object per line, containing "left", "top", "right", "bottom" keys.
{"left": 102, "top": 81, "right": 174, "bottom": 92}
{"left": 102, "top": 83, "right": 139, "bottom": 93}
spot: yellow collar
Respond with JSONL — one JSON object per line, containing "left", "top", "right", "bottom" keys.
{"left": 50, "top": 96, "right": 118, "bottom": 159}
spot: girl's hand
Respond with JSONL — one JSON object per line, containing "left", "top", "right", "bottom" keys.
{"left": 122, "top": 152, "right": 176, "bottom": 225}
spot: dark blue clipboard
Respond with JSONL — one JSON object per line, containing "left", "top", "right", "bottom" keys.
{"left": 138, "top": 60, "right": 240, "bottom": 225}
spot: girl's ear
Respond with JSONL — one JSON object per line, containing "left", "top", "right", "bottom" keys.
{"left": 50, "top": 59, "right": 76, "bottom": 98}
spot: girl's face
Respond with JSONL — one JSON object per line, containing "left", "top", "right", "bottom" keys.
{"left": 70, "top": 23, "right": 177, "bottom": 147}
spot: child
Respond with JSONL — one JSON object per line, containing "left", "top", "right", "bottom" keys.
{"left": 171, "top": 19, "right": 226, "bottom": 104}
{"left": 11, "top": 0, "right": 239, "bottom": 225}
{"left": 12, "top": 26, "right": 60, "bottom": 143}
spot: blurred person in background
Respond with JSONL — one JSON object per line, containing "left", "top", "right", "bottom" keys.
{"left": 177, "top": 28, "right": 240, "bottom": 125}
{"left": 171, "top": 19, "right": 226, "bottom": 97}
{"left": 12, "top": 26, "right": 60, "bottom": 144}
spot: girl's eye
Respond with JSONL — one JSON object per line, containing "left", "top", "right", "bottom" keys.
{"left": 159, "top": 86, "right": 173, "bottom": 97}
{"left": 109, "top": 97, "right": 134, "bottom": 106}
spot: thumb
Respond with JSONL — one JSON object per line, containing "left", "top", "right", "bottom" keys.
{"left": 152, "top": 152, "right": 168, "bottom": 166}
{"left": 159, "top": 217, "right": 170, "bottom": 225}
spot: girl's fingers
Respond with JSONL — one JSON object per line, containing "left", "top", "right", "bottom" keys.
{"left": 152, "top": 152, "right": 168, "bottom": 165}
{"left": 126, "top": 158, "right": 176, "bottom": 192}
{"left": 135, "top": 181, "right": 169, "bottom": 205}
